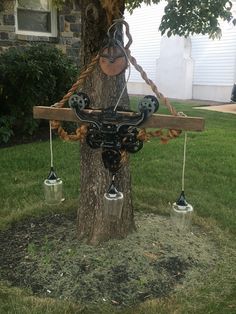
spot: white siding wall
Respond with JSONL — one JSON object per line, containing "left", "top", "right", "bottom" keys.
{"left": 191, "top": 11, "right": 236, "bottom": 101}
{"left": 125, "top": 2, "right": 164, "bottom": 83}
{"left": 125, "top": 2, "right": 236, "bottom": 101}
{"left": 192, "top": 28, "right": 236, "bottom": 86}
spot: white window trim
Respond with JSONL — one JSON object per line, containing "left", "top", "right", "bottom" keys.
{"left": 15, "top": 0, "right": 57, "bottom": 37}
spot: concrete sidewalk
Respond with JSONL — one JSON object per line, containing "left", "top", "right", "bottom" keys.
{"left": 194, "top": 103, "right": 236, "bottom": 115}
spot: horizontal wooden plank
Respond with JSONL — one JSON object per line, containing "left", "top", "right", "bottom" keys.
{"left": 33, "top": 106, "right": 204, "bottom": 131}
{"left": 141, "top": 114, "right": 205, "bottom": 131}
{"left": 33, "top": 106, "right": 77, "bottom": 122}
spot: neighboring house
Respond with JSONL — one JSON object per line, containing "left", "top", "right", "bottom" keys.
{"left": 0, "top": 0, "right": 81, "bottom": 66}
{"left": 125, "top": 2, "right": 236, "bottom": 102}
{"left": 1, "top": 1, "right": 236, "bottom": 102}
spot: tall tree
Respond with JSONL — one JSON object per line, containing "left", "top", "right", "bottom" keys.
{"left": 54, "top": 0, "right": 234, "bottom": 244}
{"left": 77, "top": 0, "right": 135, "bottom": 245}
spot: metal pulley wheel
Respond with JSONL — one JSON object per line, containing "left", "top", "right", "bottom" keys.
{"left": 86, "top": 127, "right": 102, "bottom": 149}
{"left": 68, "top": 92, "right": 90, "bottom": 110}
{"left": 122, "top": 134, "right": 143, "bottom": 153}
{"left": 77, "top": 92, "right": 90, "bottom": 107}
{"left": 99, "top": 44, "right": 127, "bottom": 76}
{"left": 68, "top": 94, "right": 86, "bottom": 110}
{"left": 138, "top": 95, "right": 159, "bottom": 116}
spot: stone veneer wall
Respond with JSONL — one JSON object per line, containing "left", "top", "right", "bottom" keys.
{"left": 0, "top": 0, "right": 81, "bottom": 67}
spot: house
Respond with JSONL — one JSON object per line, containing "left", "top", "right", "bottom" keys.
{"left": 1, "top": 1, "right": 236, "bottom": 102}
{"left": 0, "top": 0, "right": 81, "bottom": 67}
{"left": 125, "top": 1, "right": 236, "bottom": 102}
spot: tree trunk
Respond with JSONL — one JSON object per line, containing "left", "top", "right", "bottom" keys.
{"left": 76, "top": 0, "right": 136, "bottom": 245}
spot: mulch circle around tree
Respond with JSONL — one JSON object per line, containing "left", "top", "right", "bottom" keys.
{"left": 0, "top": 212, "right": 220, "bottom": 307}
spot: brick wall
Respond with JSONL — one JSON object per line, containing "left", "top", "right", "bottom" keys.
{"left": 57, "top": 1, "right": 81, "bottom": 67}
{"left": 0, "top": 0, "right": 81, "bottom": 67}
{"left": 0, "top": 0, "right": 16, "bottom": 51}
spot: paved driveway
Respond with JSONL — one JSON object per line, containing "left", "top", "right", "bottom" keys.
{"left": 195, "top": 104, "right": 236, "bottom": 114}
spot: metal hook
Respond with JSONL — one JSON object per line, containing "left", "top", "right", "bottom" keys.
{"left": 107, "top": 19, "right": 133, "bottom": 50}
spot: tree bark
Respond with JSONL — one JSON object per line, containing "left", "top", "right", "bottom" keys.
{"left": 77, "top": 0, "right": 135, "bottom": 245}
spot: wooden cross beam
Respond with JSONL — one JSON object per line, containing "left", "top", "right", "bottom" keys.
{"left": 33, "top": 106, "right": 204, "bottom": 131}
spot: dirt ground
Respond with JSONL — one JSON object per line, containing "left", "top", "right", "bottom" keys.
{"left": 0, "top": 212, "right": 222, "bottom": 307}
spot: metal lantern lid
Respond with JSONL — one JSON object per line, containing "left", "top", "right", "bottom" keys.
{"left": 47, "top": 167, "right": 58, "bottom": 181}
{"left": 104, "top": 180, "right": 123, "bottom": 200}
{"left": 173, "top": 190, "right": 193, "bottom": 211}
{"left": 176, "top": 190, "right": 188, "bottom": 207}
{"left": 44, "top": 167, "right": 62, "bottom": 185}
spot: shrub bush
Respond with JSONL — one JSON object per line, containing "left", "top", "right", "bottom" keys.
{"left": 0, "top": 115, "right": 15, "bottom": 143}
{"left": 0, "top": 44, "right": 78, "bottom": 143}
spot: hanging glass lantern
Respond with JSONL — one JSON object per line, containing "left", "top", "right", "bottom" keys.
{"left": 43, "top": 121, "right": 64, "bottom": 205}
{"left": 44, "top": 167, "right": 63, "bottom": 205}
{"left": 171, "top": 191, "right": 193, "bottom": 231}
{"left": 103, "top": 177, "right": 124, "bottom": 220}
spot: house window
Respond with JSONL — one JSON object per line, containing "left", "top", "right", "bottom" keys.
{"left": 16, "top": 0, "right": 57, "bottom": 37}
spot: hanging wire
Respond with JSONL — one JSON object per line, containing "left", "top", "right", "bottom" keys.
{"left": 49, "top": 102, "right": 59, "bottom": 168}
{"left": 107, "top": 20, "right": 120, "bottom": 37}
{"left": 107, "top": 19, "right": 131, "bottom": 112}
{"left": 176, "top": 111, "right": 188, "bottom": 192}
{"left": 182, "top": 131, "right": 187, "bottom": 191}
{"left": 49, "top": 121, "right": 54, "bottom": 168}
{"left": 113, "top": 40, "right": 131, "bottom": 112}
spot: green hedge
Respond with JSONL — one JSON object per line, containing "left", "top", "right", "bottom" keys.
{"left": 0, "top": 44, "right": 78, "bottom": 143}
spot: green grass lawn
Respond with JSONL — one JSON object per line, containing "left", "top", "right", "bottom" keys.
{"left": 0, "top": 100, "right": 235, "bottom": 313}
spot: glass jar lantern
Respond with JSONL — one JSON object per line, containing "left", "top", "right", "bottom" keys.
{"left": 44, "top": 167, "right": 63, "bottom": 205}
{"left": 171, "top": 191, "right": 193, "bottom": 231}
{"left": 103, "top": 179, "right": 124, "bottom": 220}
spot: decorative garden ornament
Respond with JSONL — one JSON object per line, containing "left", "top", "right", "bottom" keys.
{"left": 43, "top": 122, "right": 63, "bottom": 205}
{"left": 171, "top": 131, "right": 193, "bottom": 231}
